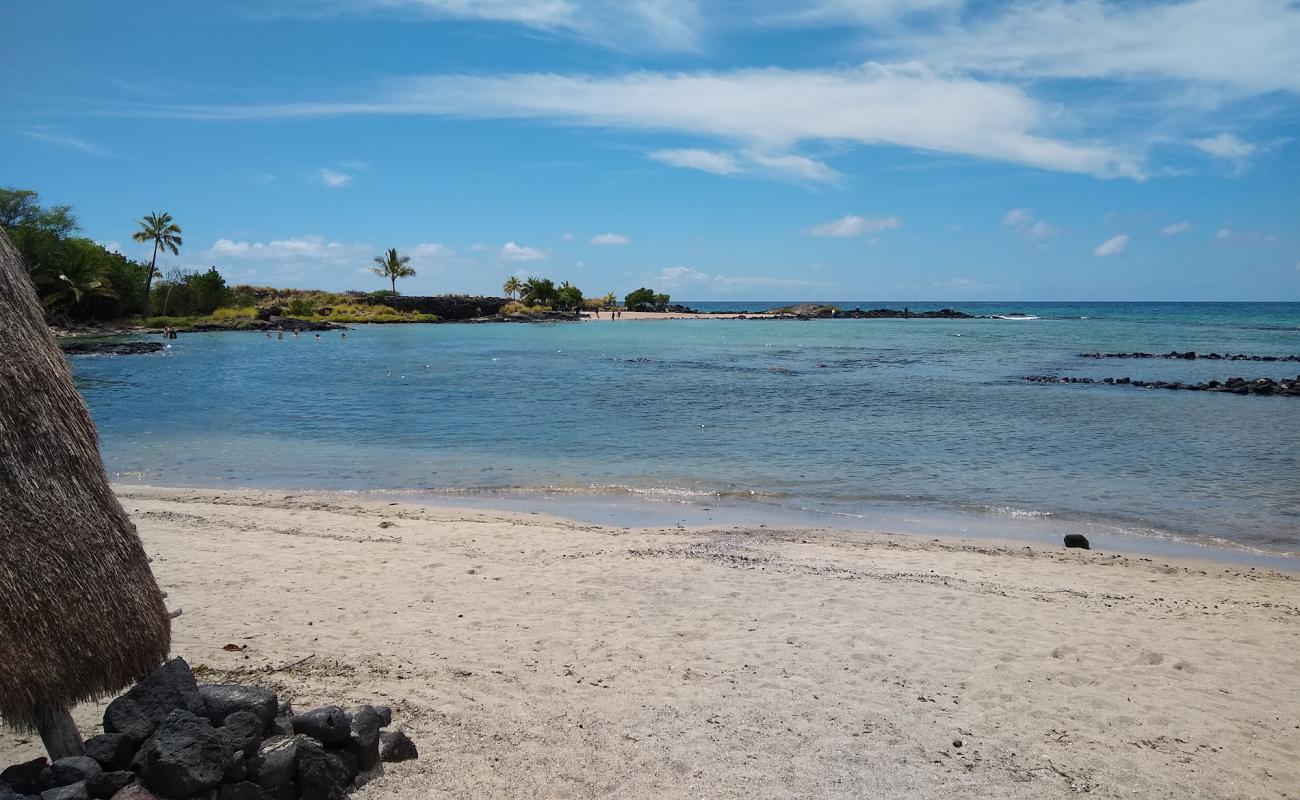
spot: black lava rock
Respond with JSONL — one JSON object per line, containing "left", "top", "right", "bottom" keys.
{"left": 1064, "top": 534, "right": 1091, "bottom": 550}
{"left": 220, "top": 712, "right": 264, "bottom": 757}
{"left": 372, "top": 706, "right": 392, "bottom": 728}
{"left": 83, "top": 734, "right": 136, "bottom": 772}
{"left": 2, "top": 758, "right": 50, "bottom": 794}
{"left": 290, "top": 707, "right": 351, "bottom": 746}
{"left": 40, "top": 782, "right": 88, "bottom": 800}
{"left": 379, "top": 731, "right": 418, "bottom": 763}
{"left": 0, "top": 781, "right": 19, "bottom": 800}
{"left": 108, "top": 786, "right": 159, "bottom": 800}
{"left": 217, "top": 783, "right": 268, "bottom": 800}
{"left": 346, "top": 705, "right": 382, "bottom": 772}
{"left": 84, "top": 771, "right": 134, "bottom": 800}
{"left": 199, "top": 685, "right": 278, "bottom": 731}
{"left": 295, "top": 740, "right": 350, "bottom": 800}
{"left": 222, "top": 754, "right": 247, "bottom": 785}
{"left": 264, "top": 783, "right": 298, "bottom": 800}
{"left": 131, "top": 709, "right": 228, "bottom": 798}
{"left": 49, "top": 759, "right": 100, "bottom": 787}
{"left": 248, "top": 736, "right": 306, "bottom": 790}
{"left": 105, "top": 658, "right": 206, "bottom": 743}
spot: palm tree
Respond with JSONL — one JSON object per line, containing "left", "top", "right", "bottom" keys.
{"left": 41, "top": 248, "right": 118, "bottom": 311}
{"left": 131, "top": 211, "right": 182, "bottom": 313}
{"left": 371, "top": 248, "right": 415, "bottom": 294}
{"left": 502, "top": 275, "right": 522, "bottom": 299}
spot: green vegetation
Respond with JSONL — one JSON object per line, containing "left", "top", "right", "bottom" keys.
{"left": 132, "top": 211, "right": 183, "bottom": 306}
{"left": 624, "top": 287, "right": 671, "bottom": 311}
{"left": 370, "top": 248, "right": 415, "bottom": 294}
{"left": 502, "top": 275, "right": 522, "bottom": 299}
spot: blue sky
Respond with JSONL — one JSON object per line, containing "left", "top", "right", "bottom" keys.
{"left": 2, "top": 0, "right": 1298, "bottom": 301}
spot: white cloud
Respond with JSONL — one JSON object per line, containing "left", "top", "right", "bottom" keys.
{"left": 1193, "top": 133, "right": 1257, "bottom": 160}
{"left": 1215, "top": 229, "right": 1278, "bottom": 246}
{"left": 408, "top": 242, "right": 452, "bottom": 260}
{"left": 653, "top": 265, "right": 825, "bottom": 292}
{"left": 501, "top": 241, "right": 546, "bottom": 261}
{"left": 648, "top": 148, "right": 745, "bottom": 176}
{"left": 317, "top": 168, "right": 352, "bottom": 187}
{"left": 892, "top": 0, "right": 1300, "bottom": 97}
{"left": 805, "top": 214, "right": 902, "bottom": 237}
{"left": 1093, "top": 233, "right": 1129, "bottom": 257}
{"left": 590, "top": 232, "right": 630, "bottom": 245}
{"left": 1161, "top": 221, "right": 1194, "bottom": 235}
{"left": 560, "top": 232, "right": 575, "bottom": 241}
{"left": 1003, "top": 208, "right": 1058, "bottom": 241}
{"left": 17, "top": 126, "right": 111, "bottom": 156}
{"left": 159, "top": 63, "right": 1143, "bottom": 179}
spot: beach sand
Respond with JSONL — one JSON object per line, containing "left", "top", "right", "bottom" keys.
{"left": 4, "top": 486, "right": 1297, "bottom": 799}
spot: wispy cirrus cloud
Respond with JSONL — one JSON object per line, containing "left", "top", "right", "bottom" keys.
{"left": 805, "top": 214, "right": 901, "bottom": 238}
{"left": 1093, "top": 233, "right": 1130, "bottom": 257}
{"left": 653, "top": 265, "right": 826, "bottom": 294}
{"left": 15, "top": 126, "right": 112, "bottom": 156}
{"left": 590, "top": 232, "right": 630, "bottom": 245}
{"left": 1003, "top": 208, "right": 1059, "bottom": 241}
{"left": 139, "top": 63, "right": 1144, "bottom": 180}
{"left": 1161, "top": 221, "right": 1194, "bottom": 235}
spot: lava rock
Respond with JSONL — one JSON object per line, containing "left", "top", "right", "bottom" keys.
{"left": 40, "top": 782, "right": 89, "bottom": 800}
{"left": 264, "top": 783, "right": 298, "bottom": 800}
{"left": 108, "top": 786, "right": 158, "bottom": 800}
{"left": 222, "top": 754, "right": 247, "bottom": 785}
{"left": 105, "top": 658, "right": 206, "bottom": 743}
{"left": 85, "top": 772, "right": 134, "bottom": 800}
{"left": 83, "top": 735, "right": 136, "bottom": 772}
{"left": 2, "top": 758, "right": 51, "bottom": 794}
{"left": 217, "top": 783, "right": 267, "bottom": 800}
{"left": 379, "top": 731, "right": 418, "bottom": 763}
{"left": 347, "top": 705, "right": 382, "bottom": 771}
{"left": 327, "top": 749, "right": 358, "bottom": 784}
{"left": 220, "top": 712, "right": 264, "bottom": 757}
{"left": 295, "top": 741, "right": 350, "bottom": 800}
{"left": 131, "top": 710, "right": 228, "bottom": 798}
{"left": 49, "top": 759, "right": 100, "bottom": 787}
{"left": 268, "top": 715, "right": 294, "bottom": 738}
{"left": 290, "top": 707, "right": 351, "bottom": 746}
{"left": 1064, "top": 534, "right": 1090, "bottom": 550}
{"left": 373, "top": 706, "right": 392, "bottom": 728}
{"left": 199, "top": 686, "right": 278, "bottom": 730}
{"left": 60, "top": 341, "right": 165, "bottom": 356}
{"left": 248, "top": 736, "right": 307, "bottom": 790}
{"left": 0, "top": 781, "right": 21, "bottom": 800}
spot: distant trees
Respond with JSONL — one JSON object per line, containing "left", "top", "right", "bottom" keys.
{"left": 152, "top": 267, "right": 234, "bottom": 317}
{"left": 554, "top": 281, "right": 583, "bottom": 311}
{"left": 132, "top": 211, "right": 183, "bottom": 307}
{"left": 371, "top": 248, "right": 415, "bottom": 294}
{"left": 502, "top": 275, "right": 522, "bottom": 299}
{"left": 624, "top": 287, "right": 670, "bottom": 311}
{"left": 521, "top": 276, "right": 557, "bottom": 306}
{"left": 1, "top": 188, "right": 150, "bottom": 320}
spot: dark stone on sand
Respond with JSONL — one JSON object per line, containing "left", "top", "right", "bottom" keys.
{"left": 49, "top": 759, "right": 100, "bottom": 788}
{"left": 1064, "top": 534, "right": 1090, "bottom": 550}
{"left": 378, "top": 731, "right": 418, "bottom": 763}
{"left": 40, "top": 782, "right": 88, "bottom": 800}
{"left": 294, "top": 740, "right": 350, "bottom": 800}
{"left": 217, "top": 783, "right": 268, "bottom": 800}
{"left": 83, "top": 735, "right": 136, "bottom": 773}
{"left": 290, "top": 707, "right": 351, "bottom": 746}
{"left": 85, "top": 772, "right": 134, "bottom": 800}
{"left": 105, "top": 658, "right": 206, "bottom": 743}
{"left": 130, "top": 710, "right": 227, "bottom": 798}
{"left": 248, "top": 737, "right": 306, "bottom": 790}
{"left": 200, "top": 685, "right": 278, "bottom": 730}
{"left": 373, "top": 706, "right": 392, "bottom": 728}
{"left": 220, "top": 712, "right": 265, "bottom": 757}
{"left": 346, "top": 706, "right": 382, "bottom": 772}
{"left": 2, "top": 758, "right": 51, "bottom": 794}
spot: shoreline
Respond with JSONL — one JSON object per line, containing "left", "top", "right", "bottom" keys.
{"left": 6, "top": 485, "right": 1296, "bottom": 798}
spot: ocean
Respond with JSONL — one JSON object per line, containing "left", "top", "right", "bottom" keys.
{"left": 70, "top": 302, "right": 1300, "bottom": 565}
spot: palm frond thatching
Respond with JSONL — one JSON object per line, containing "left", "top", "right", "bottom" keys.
{"left": 0, "top": 229, "right": 171, "bottom": 731}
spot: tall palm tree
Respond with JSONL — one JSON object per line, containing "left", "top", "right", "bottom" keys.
{"left": 371, "top": 248, "right": 415, "bottom": 294}
{"left": 131, "top": 211, "right": 182, "bottom": 313}
{"left": 502, "top": 275, "right": 522, "bottom": 300}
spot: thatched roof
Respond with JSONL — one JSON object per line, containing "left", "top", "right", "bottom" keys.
{"left": 0, "top": 229, "right": 171, "bottom": 731}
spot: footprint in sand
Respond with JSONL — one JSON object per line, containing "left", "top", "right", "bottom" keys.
{"left": 1133, "top": 651, "right": 1164, "bottom": 666}
{"left": 1051, "top": 645, "right": 1077, "bottom": 660}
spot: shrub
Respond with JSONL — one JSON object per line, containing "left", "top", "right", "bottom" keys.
{"left": 286, "top": 297, "right": 317, "bottom": 317}
{"left": 207, "top": 306, "right": 257, "bottom": 321}
{"left": 142, "top": 315, "right": 199, "bottom": 328}
{"left": 624, "top": 287, "right": 670, "bottom": 311}
{"left": 501, "top": 301, "right": 552, "bottom": 314}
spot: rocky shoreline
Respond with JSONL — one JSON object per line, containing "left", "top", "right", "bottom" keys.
{"left": 1079, "top": 351, "right": 1300, "bottom": 362}
{"left": 1024, "top": 374, "right": 1300, "bottom": 396}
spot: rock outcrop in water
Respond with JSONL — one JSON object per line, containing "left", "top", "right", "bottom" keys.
{"left": 1023, "top": 375, "right": 1300, "bottom": 396}
{"left": 1079, "top": 351, "right": 1300, "bottom": 362}
{"left": 60, "top": 341, "right": 166, "bottom": 356}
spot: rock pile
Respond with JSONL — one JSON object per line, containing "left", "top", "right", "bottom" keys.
{"left": 1023, "top": 375, "right": 1300, "bottom": 396}
{"left": 1078, "top": 351, "right": 1300, "bottom": 361}
{"left": 0, "top": 659, "right": 417, "bottom": 800}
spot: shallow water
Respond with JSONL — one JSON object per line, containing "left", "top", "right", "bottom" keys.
{"left": 70, "top": 302, "right": 1300, "bottom": 563}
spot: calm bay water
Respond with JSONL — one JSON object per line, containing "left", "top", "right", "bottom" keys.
{"left": 71, "top": 302, "right": 1300, "bottom": 562}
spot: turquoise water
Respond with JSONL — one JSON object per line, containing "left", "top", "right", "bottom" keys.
{"left": 70, "top": 302, "right": 1300, "bottom": 562}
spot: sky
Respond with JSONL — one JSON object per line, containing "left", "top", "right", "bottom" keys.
{"left": 2, "top": 0, "right": 1298, "bottom": 301}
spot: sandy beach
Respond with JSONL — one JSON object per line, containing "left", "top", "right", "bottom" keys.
{"left": 4, "top": 486, "right": 1297, "bottom": 799}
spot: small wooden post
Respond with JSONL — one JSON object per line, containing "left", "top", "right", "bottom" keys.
{"left": 36, "top": 706, "right": 84, "bottom": 760}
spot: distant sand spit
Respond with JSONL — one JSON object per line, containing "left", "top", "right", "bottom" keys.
{"left": 4, "top": 486, "right": 1297, "bottom": 799}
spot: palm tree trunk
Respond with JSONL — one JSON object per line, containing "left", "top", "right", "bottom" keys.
{"left": 143, "top": 240, "right": 159, "bottom": 315}
{"left": 391, "top": 276, "right": 397, "bottom": 294}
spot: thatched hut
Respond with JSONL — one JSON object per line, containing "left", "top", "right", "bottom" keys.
{"left": 0, "top": 229, "right": 171, "bottom": 754}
